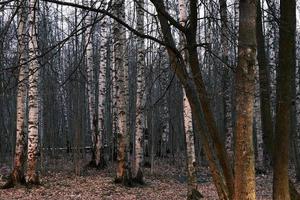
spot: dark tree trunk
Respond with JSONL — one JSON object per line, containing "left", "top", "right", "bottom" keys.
{"left": 273, "top": 0, "right": 296, "bottom": 199}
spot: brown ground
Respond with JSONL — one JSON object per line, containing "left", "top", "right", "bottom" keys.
{"left": 0, "top": 159, "right": 296, "bottom": 200}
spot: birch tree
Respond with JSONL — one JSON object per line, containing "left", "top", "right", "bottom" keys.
{"left": 219, "top": 0, "right": 233, "bottom": 158}
{"left": 151, "top": 0, "right": 233, "bottom": 198}
{"left": 5, "top": 0, "right": 28, "bottom": 188}
{"left": 84, "top": 1, "right": 99, "bottom": 167}
{"left": 178, "top": 0, "right": 202, "bottom": 198}
{"left": 27, "top": 0, "right": 40, "bottom": 184}
{"left": 113, "top": 0, "right": 132, "bottom": 185}
{"left": 133, "top": 0, "right": 145, "bottom": 184}
{"left": 98, "top": 0, "right": 108, "bottom": 168}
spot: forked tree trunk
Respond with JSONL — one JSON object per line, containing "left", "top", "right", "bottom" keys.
{"left": 133, "top": 0, "right": 145, "bottom": 184}
{"left": 178, "top": 0, "right": 202, "bottom": 199}
{"left": 27, "top": 0, "right": 40, "bottom": 185}
{"left": 152, "top": 1, "right": 230, "bottom": 198}
{"left": 183, "top": 1, "right": 234, "bottom": 196}
{"left": 273, "top": 0, "right": 296, "bottom": 199}
{"left": 233, "top": 0, "right": 257, "bottom": 199}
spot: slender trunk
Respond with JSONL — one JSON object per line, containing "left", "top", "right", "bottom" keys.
{"left": 183, "top": 91, "right": 203, "bottom": 200}
{"left": 273, "top": 0, "right": 296, "bottom": 199}
{"left": 6, "top": 0, "right": 28, "bottom": 188}
{"left": 133, "top": 0, "right": 145, "bottom": 184}
{"left": 219, "top": 0, "right": 233, "bottom": 159}
{"left": 27, "top": 0, "right": 40, "bottom": 184}
{"left": 84, "top": 4, "right": 98, "bottom": 167}
{"left": 98, "top": 4, "right": 108, "bottom": 168}
{"left": 256, "top": 0, "right": 273, "bottom": 166}
{"left": 256, "top": 1, "right": 300, "bottom": 198}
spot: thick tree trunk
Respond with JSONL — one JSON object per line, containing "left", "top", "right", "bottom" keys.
{"left": 233, "top": 0, "right": 257, "bottom": 199}
{"left": 113, "top": 0, "right": 131, "bottom": 185}
{"left": 27, "top": 0, "right": 40, "bottom": 185}
{"left": 273, "top": 0, "right": 296, "bottom": 199}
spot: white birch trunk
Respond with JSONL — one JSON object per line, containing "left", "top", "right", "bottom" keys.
{"left": 183, "top": 92, "right": 199, "bottom": 197}
{"left": 97, "top": 1, "right": 108, "bottom": 167}
{"left": 27, "top": 0, "right": 40, "bottom": 184}
{"left": 133, "top": 0, "right": 145, "bottom": 183}
{"left": 11, "top": 0, "right": 27, "bottom": 184}
{"left": 113, "top": 0, "right": 130, "bottom": 183}
{"left": 83, "top": 1, "right": 99, "bottom": 167}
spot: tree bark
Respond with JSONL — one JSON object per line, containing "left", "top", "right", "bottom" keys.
{"left": 113, "top": 0, "right": 131, "bottom": 185}
{"left": 219, "top": 0, "right": 233, "bottom": 160}
{"left": 178, "top": 1, "right": 202, "bottom": 199}
{"left": 97, "top": 0, "right": 108, "bottom": 169}
{"left": 5, "top": 0, "right": 28, "bottom": 188}
{"left": 233, "top": 0, "right": 257, "bottom": 199}
{"left": 27, "top": 0, "right": 40, "bottom": 185}
{"left": 256, "top": 0, "right": 273, "bottom": 167}
{"left": 133, "top": 0, "right": 145, "bottom": 184}
{"left": 273, "top": 0, "right": 296, "bottom": 199}
{"left": 151, "top": 1, "right": 230, "bottom": 198}
{"left": 184, "top": 1, "right": 234, "bottom": 197}
{"left": 84, "top": 3, "right": 99, "bottom": 168}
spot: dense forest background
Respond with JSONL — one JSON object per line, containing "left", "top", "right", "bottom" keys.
{"left": 0, "top": 0, "right": 300, "bottom": 199}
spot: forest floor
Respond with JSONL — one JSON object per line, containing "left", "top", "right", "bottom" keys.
{"left": 0, "top": 158, "right": 297, "bottom": 200}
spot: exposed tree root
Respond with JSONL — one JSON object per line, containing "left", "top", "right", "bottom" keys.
{"left": 133, "top": 168, "right": 144, "bottom": 185}
{"left": 114, "top": 167, "right": 133, "bottom": 187}
{"left": 26, "top": 176, "right": 40, "bottom": 187}
{"left": 0, "top": 171, "right": 26, "bottom": 189}
{"left": 187, "top": 189, "right": 204, "bottom": 200}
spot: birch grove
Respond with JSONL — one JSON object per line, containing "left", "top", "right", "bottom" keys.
{"left": 0, "top": 0, "right": 299, "bottom": 199}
